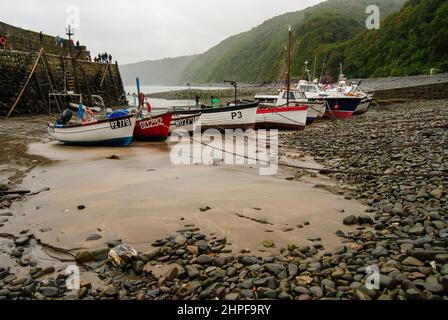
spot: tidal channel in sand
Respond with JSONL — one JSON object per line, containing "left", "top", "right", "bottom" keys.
{"left": 2, "top": 136, "right": 367, "bottom": 256}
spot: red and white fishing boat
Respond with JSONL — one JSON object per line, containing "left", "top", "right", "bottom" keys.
{"left": 256, "top": 89, "right": 326, "bottom": 126}
{"left": 133, "top": 112, "right": 173, "bottom": 141}
{"left": 255, "top": 105, "right": 308, "bottom": 130}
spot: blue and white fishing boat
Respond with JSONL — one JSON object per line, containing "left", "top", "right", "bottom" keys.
{"left": 48, "top": 108, "right": 136, "bottom": 147}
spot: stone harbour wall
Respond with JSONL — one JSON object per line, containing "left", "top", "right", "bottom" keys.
{"left": 0, "top": 21, "right": 90, "bottom": 60}
{"left": 372, "top": 81, "right": 448, "bottom": 101}
{"left": 0, "top": 49, "right": 126, "bottom": 116}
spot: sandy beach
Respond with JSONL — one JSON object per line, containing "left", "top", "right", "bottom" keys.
{"left": 0, "top": 99, "right": 447, "bottom": 301}
{"left": 1, "top": 123, "right": 366, "bottom": 254}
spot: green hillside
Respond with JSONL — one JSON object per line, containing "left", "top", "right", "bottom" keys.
{"left": 326, "top": 0, "right": 448, "bottom": 78}
{"left": 182, "top": 0, "right": 407, "bottom": 83}
{"left": 120, "top": 55, "right": 198, "bottom": 85}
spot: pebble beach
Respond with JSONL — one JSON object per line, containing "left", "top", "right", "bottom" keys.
{"left": 0, "top": 98, "right": 447, "bottom": 300}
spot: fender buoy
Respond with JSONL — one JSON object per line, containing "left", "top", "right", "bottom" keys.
{"left": 146, "top": 100, "right": 152, "bottom": 113}
{"left": 86, "top": 108, "right": 95, "bottom": 117}
{"left": 334, "top": 104, "right": 340, "bottom": 110}
{"left": 139, "top": 92, "right": 145, "bottom": 106}
{"left": 0, "top": 37, "right": 6, "bottom": 45}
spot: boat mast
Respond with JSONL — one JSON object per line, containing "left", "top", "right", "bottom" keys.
{"left": 286, "top": 26, "right": 291, "bottom": 107}
{"left": 136, "top": 77, "right": 142, "bottom": 112}
{"left": 339, "top": 62, "right": 344, "bottom": 80}
{"left": 319, "top": 55, "right": 327, "bottom": 83}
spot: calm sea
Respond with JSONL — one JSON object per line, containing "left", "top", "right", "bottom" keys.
{"left": 124, "top": 85, "right": 230, "bottom": 95}
{"left": 123, "top": 85, "right": 230, "bottom": 109}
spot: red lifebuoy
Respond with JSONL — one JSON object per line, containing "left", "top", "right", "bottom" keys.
{"left": 0, "top": 37, "right": 6, "bottom": 45}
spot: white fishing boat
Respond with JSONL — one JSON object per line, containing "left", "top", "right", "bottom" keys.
{"left": 254, "top": 94, "right": 278, "bottom": 107}
{"left": 255, "top": 105, "right": 308, "bottom": 130}
{"left": 48, "top": 113, "right": 136, "bottom": 147}
{"left": 169, "top": 113, "right": 201, "bottom": 133}
{"left": 173, "top": 102, "right": 259, "bottom": 131}
{"left": 273, "top": 90, "right": 326, "bottom": 124}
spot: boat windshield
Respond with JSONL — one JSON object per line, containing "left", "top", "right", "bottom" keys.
{"left": 298, "top": 85, "right": 317, "bottom": 93}
{"left": 316, "top": 84, "right": 326, "bottom": 92}
{"left": 282, "top": 91, "right": 296, "bottom": 100}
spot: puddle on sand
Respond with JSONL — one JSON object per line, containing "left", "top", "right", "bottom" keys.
{"left": 2, "top": 139, "right": 367, "bottom": 255}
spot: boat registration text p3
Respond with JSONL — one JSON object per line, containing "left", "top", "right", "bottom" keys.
{"left": 231, "top": 111, "right": 243, "bottom": 119}
{"left": 110, "top": 118, "right": 132, "bottom": 130}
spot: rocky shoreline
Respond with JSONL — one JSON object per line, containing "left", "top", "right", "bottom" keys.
{"left": 1, "top": 100, "right": 447, "bottom": 300}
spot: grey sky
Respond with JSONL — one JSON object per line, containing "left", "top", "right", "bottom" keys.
{"left": 0, "top": 0, "right": 324, "bottom": 64}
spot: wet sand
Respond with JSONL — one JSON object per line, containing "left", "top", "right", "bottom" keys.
{"left": 1, "top": 136, "right": 367, "bottom": 256}
{"left": 0, "top": 116, "right": 49, "bottom": 185}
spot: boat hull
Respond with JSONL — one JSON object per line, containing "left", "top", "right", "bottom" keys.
{"left": 255, "top": 106, "right": 307, "bottom": 130}
{"left": 316, "top": 97, "right": 363, "bottom": 119}
{"left": 169, "top": 114, "right": 201, "bottom": 133}
{"left": 173, "top": 102, "right": 258, "bottom": 131}
{"left": 353, "top": 97, "right": 373, "bottom": 115}
{"left": 134, "top": 113, "right": 172, "bottom": 141}
{"left": 306, "top": 102, "right": 327, "bottom": 124}
{"left": 48, "top": 115, "right": 136, "bottom": 147}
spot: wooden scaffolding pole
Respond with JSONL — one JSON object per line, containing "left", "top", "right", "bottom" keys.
{"left": 100, "top": 63, "right": 112, "bottom": 107}
{"left": 78, "top": 63, "right": 93, "bottom": 107}
{"left": 100, "top": 63, "right": 110, "bottom": 88}
{"left": 71, "top": 57, "right": 81, "bottom": 93}
{"left": 60, "top": 55, "right": 67, "bottom": 93}
{"left": 41, "top": 51, "right": 63, "bottom": 113}
{"left": 103, "top": 74, "right": 113, "bottom": 108}
{"left": 6, "top": 48, "right": 43, "bottom": 118}
{"left": 33, "top": 73, "right": 48, "bottom": 113}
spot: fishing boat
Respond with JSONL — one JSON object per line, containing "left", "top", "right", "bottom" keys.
{"left": 256, "top": 89, "right": 326, "bottom": 125}
{"left": 353, "top": 96, "right": 373, "bottom": 115}
{"left": 296, "top": 80, "right": 364, "bottom": 119}
{"left": 48, "top": 111, "right": 136, "bottom": 147}
{"left": 328, "top": 77, "right": 373, "bottom": 116}
{"left": 255, "top": 105, "right": 308, "bottom": 130}
{"left": 254, "top": 27, "right": 326, "bottom": 128}
{"left": 273, "top": 90, "right": 326, "bottom": 124}
{"left": 169, "top": 113, "right": 201, "bottom": 133}
{"left": 172, "top": 101, "right": 259, "bottom": 131}
{"left": 134, "top": 112, "right": 173, "bottom": 141}
{"left": 254, "top": 94, "right": 278, "bottom": 107}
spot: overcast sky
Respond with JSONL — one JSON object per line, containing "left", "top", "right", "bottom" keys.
{"left": 0, "top": 0, "right": 324, "bottom": 64}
